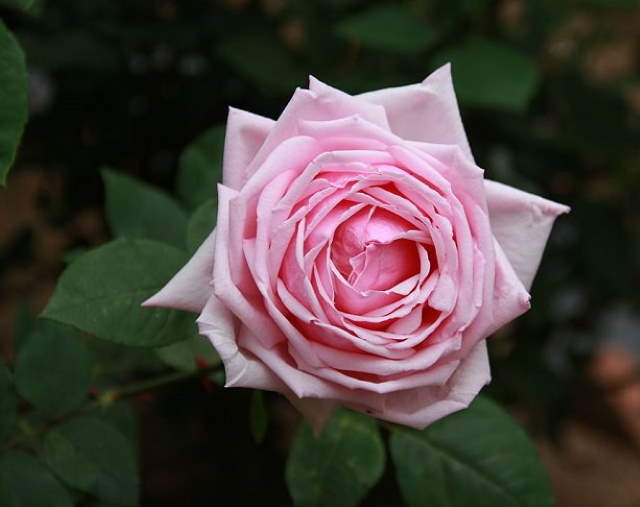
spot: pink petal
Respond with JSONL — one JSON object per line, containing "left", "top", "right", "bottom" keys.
{"left": 484, "top": 180, "right": 570, "bottom": 290}
{"left": 358, "top": 64, "right": 473, "bottom": 160}
{"left": 308, "top": 76, "right": 390, "bottom": 130}
{"left": 243, "top": 84, "right": 390, "bottom": 183}
{"left": 142, "top": 230, "right": 215, "bottom": 313}
{"left": 486, "top": 238, "right": 532, "bottom": 335}
{"left": 197, "top": 295, "right": 283, "bottom": 390}
{"left": 308, "top": 337, "right": 459, "bottom": 377}
{"left": 198, "top": 295, "right": 338, "bottom": 434}
{"left": 370, "top": 340, "right": 491, "bottom": 429}
{"left": 284, "top": 396, "right": 339, "bottom": 436}
{"left": 222, "top": 107, "right": 274, "bottom": 190}
{"left": 237, "top": 328, "right": 386, "bottom": 410}
{"left": 213, "top": 184, "right": 285, "bottom": 348}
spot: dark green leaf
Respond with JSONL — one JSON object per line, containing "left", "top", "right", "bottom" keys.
{"left": 64, "top": 246, "right": 89, "bottom": 264}
{"left": 390, "top": 396, "right": 553, "bottom": 507}
{"left": 41, "top": 238, "right": 195, "bottom": 347}
{"left": 433, "top": 37, "right": 540, "bottom": 112}
{"left": 155, "top": 334, "right": 219, "bottom": 372}
{"left": 0, "top": 21, "right": 28, "bottom": 185}
{"left": 88, "top": 340, "right": 164, "bottom": 387}
{"left": 13, "top": 303, "right": 36, "bottom": 353}
{"left": 103, "top": 168, "right": 188, "bottom": 248}
{"left": 218, "top": 35, "right": 306, "bottom": 94}
{"left": 0, "top": 451, "right": 73, "bottom": 507}
{"left": 100, "top": 402, "right": 138, "bottom": 445}
{"left": 177, "top": 126, "right": 224, "bottom": 210}
{"left": 186, "top": 198, "right": 217, "bottom": 253}
{"left": 43, "top": 417, "right": 139, "bottom": 506}
{"left": 250, "top": 390, "right": 268, "bottom": 444}
{"left": 336, "top": 5, "right": 439, "bottom": 53}
{"left": 14, "top": 320, "right": 90, "bottom": 418}
{"left": 286, "top": 409, "right": 385, "bottom": 507}
{"left": 0, "top": 359, "right": 16, "bottom": 443}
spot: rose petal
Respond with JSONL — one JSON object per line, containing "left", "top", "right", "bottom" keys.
{"left": 290, "top": 345, "right": 460, "bottom": 394}
{"left": 197, "top": 295, "right": 283, "bottom": 390}
{"left": 142, "top": 230, "right": 216, "bottom": 313}
{"left": 223, "top": 107, "right": 275, "bottom": 190}
{"left": 284, "top": 395, "right": 339, "bottom": 436}
{"left": 486, "top": 238, "right": 531, "bottom": 335}
{"left": 198, "top": 294, "right": 338, "bottom": 435}
{"left": 484, "top": 179, "right": 570, "bottom": 290}
{"left": 308, "top": 76, "right": 390, "bottom": 131}
{"left": 358, "top": 64, "right": 473, "bottom": 160}
{"left": 214, "top": 185, "right": 286, "bottom": 348}
{"left": 243, "top": 84, "right": 390, "bottom": 183}
{"left": 237, "top": 327, "right": 386, "bottom": 410}
{"left": 369, "top": 339, "right": 491, "bottom": 429}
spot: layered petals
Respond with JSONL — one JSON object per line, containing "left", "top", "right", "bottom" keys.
{"left": 145, "top": 65, "right": 568, "bottom": 431}
{"left": 359, "top": 64, "right": 473, "bottom": 160}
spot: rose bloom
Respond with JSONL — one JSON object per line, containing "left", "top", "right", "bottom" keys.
{"left": 145, "top": 65, "right": 569, "bottom": 430}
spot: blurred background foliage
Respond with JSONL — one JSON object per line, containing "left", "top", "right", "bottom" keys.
{"left": 1, "top": 0, "right": 640, "bottom": 506}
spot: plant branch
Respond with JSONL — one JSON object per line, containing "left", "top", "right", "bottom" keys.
{"left": 2, "top": 363, "right": 222, "bottom": 452}
{"left": 93, "top": 363, "right": 222, "bottom": 408}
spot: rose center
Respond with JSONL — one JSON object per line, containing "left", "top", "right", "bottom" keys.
{"left": 330, "top": 207, "right": 423, "bottom": 293}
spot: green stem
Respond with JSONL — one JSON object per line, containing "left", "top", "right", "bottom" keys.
{"left": 2, "top": 364, "right": 222, "bottom": 451}
{"left": 95, "top": 363, "right": 221, "bottom": 408}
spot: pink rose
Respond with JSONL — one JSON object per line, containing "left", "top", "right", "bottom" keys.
{"left": 144, "top": 64, "right": 569, "bottom": 430}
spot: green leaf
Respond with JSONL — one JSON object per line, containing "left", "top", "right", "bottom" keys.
{"left": 186, "top": 198, "right": 217, "bottom": 253}
{"left": 433, "top": 37, "right": 540, "bottom": 112}
{"left": 390, "top": 396, "right": 554, "bottom": 507}
{"left": 286, "top": 409, "right": 385, "bottom": 507}
{"left": 155, "top": 334, "right": 219, "bottom": 372}
{"left": 0, "top": 451, "right": 73, "bottom": 507}
{"left": 0, "top": 21, "right": 28, "bottom": 185}
{"left": 100, "top": 402, "right": 138, "bottom": 445}
{"left": 14, "top": 320, "right": 90, "bottom": 418}
{"left": 64, "top": 246, "right": 89, "bottom": 264}
{"left": 88, "top": 340, "right": 164, "bottom": 388}
{"left": 336, "top": 5, "right": 439, "bottom": 53}
{"left": 103, "top": 168, "right": 188, "bottom": 248}
{"left": 41, "top": 238, "right": 195, "bottom": 347}
{"left": 43, "top": 417, "right": 139, "bottom": 507}
{"left": 177, "top": 126, "right": 224, "bottom": 210}
{"left": 0, "top": 359, "right": 16, "bottom": 443}
{"left": 250, "top": 390, "right": 268, "bottom": 444}
{"left": 218, "top": 34, "right": 306, "bottom": 95}
{"left": 13, "top": 303, "right": 36, "bottom": 353}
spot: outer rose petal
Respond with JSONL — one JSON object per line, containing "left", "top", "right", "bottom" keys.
{"left": 197, "top": 294, "right": 338, "bottom": 434}
{"left": 358, "top": 64, "right": 473, "bottom": 160}
{"left": 242, "top": 82, "right": 390, "bottom": 184}
{"left": 373, "top": 340, "right": 491, "bottom": 429}
{"left": 484, "top": 180, "right": 571, "bottom": 290}
{"left": 222, "top": 107, "right": 275, "bottom": 190}
{"left": 142, "top": 230, "right": 216, "bottom": 313}
{"left": 196, "top": 296, "right": 283, "bottom": 391}
{"left": 284, "top": 396, "right": 339, "bottom": 436}
{"left": 197, "top": 294, "right": 282, "bottom": 390}
{"left": 485, "top": 239, "right": 531, "bottom": 336}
